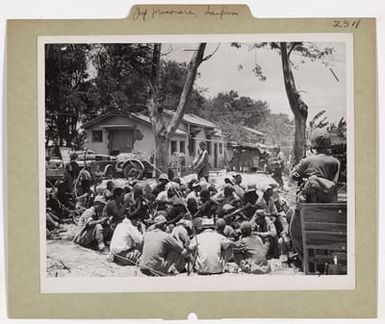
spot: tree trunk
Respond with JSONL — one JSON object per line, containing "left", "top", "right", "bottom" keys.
{"left": 280, "top": 42, "right": 308, "bottom": 165}
{"left": 145, "top": 43, "right": 207, "bottom": 175}
{"left": 294, "top": 116, "right": 307, "bottom": 164}
{"left": 166, "top": 43, "right": 206, "bottom": 135}
{"left": 154, "top": 134, "right": 170, "bottom": 174}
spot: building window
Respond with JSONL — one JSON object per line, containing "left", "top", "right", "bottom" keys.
{"left": 170, "top": 140, "right": 178, "bottom": 154}
{"left": 92, "top": 130, "right": 103, "bottom": 142}
{"left": 219, "top": 143, "right": 223, "bottom": 154}
{"left": 180, "top": 141, "right": 186, "bottom": 154}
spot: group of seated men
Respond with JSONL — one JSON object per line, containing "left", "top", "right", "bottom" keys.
{"left": 70, "top": 172, "right": 291, "bottom": 276}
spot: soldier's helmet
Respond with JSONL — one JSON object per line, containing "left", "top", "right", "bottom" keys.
{"left": 310, "top": 129, "right": 331, "bottom": 149}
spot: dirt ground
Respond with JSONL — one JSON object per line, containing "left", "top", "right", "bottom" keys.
{"left": 46, "top": 171, "right": 302, "bottom": 278}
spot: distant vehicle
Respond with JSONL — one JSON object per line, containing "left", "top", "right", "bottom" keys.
{"left": 45, "top": 147, "right": 117, "bottom": 181}
{"left": 46, "top": 147, "right": 157, "bottom": 181}
{"left": 45, "top": 157, "right": 64, "bottom": 183}
{"left": 74, "top": 150, "right": 117, "bottom": 179}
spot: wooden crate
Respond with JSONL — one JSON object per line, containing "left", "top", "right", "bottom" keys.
{"left": 299, "top": 202, "right": 347, "bottom": 275}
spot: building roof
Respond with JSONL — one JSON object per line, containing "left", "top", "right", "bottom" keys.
{"left": 83, "top": 110, "right": 218, "bottom": 131}
{"left": 242, "top": 126, "right": 265, "bottom": 137}
{"left": 163, "top": 109, "right": 217, "bottom": 128}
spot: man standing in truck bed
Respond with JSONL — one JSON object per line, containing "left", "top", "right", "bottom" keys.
{"left": 292, "top": 129, "right": 340, "bottom": 203}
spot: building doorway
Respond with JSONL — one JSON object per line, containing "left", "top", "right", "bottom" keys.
{"left": 110, "top": 129, "right": 134, "bottom": 154}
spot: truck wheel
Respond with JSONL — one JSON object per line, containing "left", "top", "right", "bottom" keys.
{"left": 123, "top": 161, "right": 144, "bottom": 180}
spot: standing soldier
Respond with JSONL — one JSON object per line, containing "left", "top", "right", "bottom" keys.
{"left": 192, "top": 141, "right": 209, "bottom": 182}
{"left": 272, "top": 147, "right": 285, "bottom": 190}
{"left": 64, "top": 152, "right": 80, "bottom": 192}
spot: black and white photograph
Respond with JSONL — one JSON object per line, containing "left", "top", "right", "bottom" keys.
{"left": 39, "top": 34, "right": 354, "bottom": 292}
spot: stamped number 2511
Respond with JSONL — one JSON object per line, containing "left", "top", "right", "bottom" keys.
{"left": 333, "top": 19, "right": 361, "bottom": 29}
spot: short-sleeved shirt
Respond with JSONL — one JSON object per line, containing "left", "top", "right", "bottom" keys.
{"left": 77, "top": 206, "right": 98, "bottom": 229}
{"left": 172, "top": 224, "right": 190, "bottom": 248}
{"left": 233, "top": 234, "right": 268, "bottom": 264}
{"left": 294, "top": 153, "right": 339, "bottom": 181}
{"left": 189, "top": 229, "right": 232, "bottom": 274}
{"left": 110, "top": 218, "right": 143, "bottom": 254}
{"left": 139, "top": 229, "right": 184, "bottom": 271}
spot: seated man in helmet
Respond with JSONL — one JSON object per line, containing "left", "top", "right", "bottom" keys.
{"left": 151, "top": 173, "right": 170, "bottom": 197}
{"left": 233, "top": 221, "right": 271, "bottom": 274}
{"left": 292, "top": 128, "right": 340, "bottom": 203}
{"left": 73, "top": 196, "right": 110, "bottom": 253}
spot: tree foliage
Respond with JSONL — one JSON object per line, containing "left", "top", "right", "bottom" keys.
{"left": 89, "top": 44, "right": 152, "bottom": 116}
{"left": 201, "top": 90, "right": 271, "bottom": 143}
{"left": 158, "top": 60, "right": 208, "bottom": 115}
{"left": 45, "top": 43, "right": 91, "bottom": 146}
{"left": 259, "top": 113, "right": 295, "bottom": 147}
{"left": 231, "top": 41, "right": 334, "bottom": 164}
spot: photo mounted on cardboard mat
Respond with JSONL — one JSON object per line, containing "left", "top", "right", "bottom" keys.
{"left": 39, "top": 33, "right": 354, "bottom": 293}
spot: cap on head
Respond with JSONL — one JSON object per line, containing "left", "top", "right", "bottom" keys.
{"left": 224, "top": 177, "right": 235, "bottom": 185}
{"left": 94, "top": 195, "right": 106, "bottom": 205}
{"left": 192, "top": 182, "right": 201, "bottom": 189}
{"left": 153, "top": 214, "right": 167, "bottom": 227}
{"left": 222, "top": 204, "right": 236, "bottom": 213}
{"left": 166, "top": 181, "right": 180, "bottom": 191}
{"left": 215, "top": 218, "right": 226, "bottom": 231}
{"left": 240, "top": 221, "right": 252, "bottom": 236}
{"left": 158, "top": 173, "right": 169, "bottom": 182}
{"left": 201, "top": 217, "right": 215, "bottom": 229}
{"left": 232, "top": 173, "right": 241, "bottom": 180}
{"left": 172, "top": 177, "right": 181, "bottom": 185}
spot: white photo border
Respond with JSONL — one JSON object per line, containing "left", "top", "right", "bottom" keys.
{"left": 38, "top": 33, "right": 355, "bottom": 293}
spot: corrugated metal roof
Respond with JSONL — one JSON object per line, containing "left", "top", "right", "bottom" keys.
{"left": 131, "top": 112, "right": 151, "bottom": 124}
{"left": 163, "top": 109, "right": 217, "bottom": 128}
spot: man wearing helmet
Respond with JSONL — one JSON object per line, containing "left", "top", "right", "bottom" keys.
{"left": 292, "top": 129, "right": 340, "bottom": 203}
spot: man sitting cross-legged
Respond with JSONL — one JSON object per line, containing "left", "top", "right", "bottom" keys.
{"left": 73, "top": 196, "right": 110, "bottom": 253}
{"left": 139, "top": 214, "right": 187, "bottom": 276}
{"left": 189, "top": 217, "right": 234, "bottom": 275}
{"left": 233, "top": 221, "right": 271, "bottom": 274}
{"left": 108, "top": 213, "right": 143, "bottom": 266}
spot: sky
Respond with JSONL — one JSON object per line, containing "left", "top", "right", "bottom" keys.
{"left": 162, "top": 42, "right": 347, "bottom": 124}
